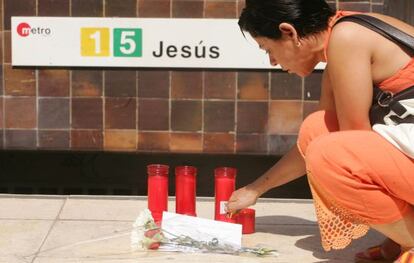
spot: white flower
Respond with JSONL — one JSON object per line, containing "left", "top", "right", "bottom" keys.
{"left": 133, "top": 209, "right": 154, "bottom": 228}
{"left": 130, "top": 209, "right": 154, "bottom": 250}
{"left": 130, "top": 229, "right": 144, "bottom": 250}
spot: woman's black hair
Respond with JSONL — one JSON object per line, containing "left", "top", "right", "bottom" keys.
{"left": 239, "top": 0, "right": 336, "bottom": 39}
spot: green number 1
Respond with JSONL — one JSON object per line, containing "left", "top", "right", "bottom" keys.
{"left": 113, "top": 28, "right": 142, "bottom": 57}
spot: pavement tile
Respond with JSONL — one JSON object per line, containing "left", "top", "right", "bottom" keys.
{"left": 0, "top": 220, "right": 53, "bottom": 259}
{"left": 0, "top": 195, "right": 65, "bottom": 220}
{"left": 0, "top": 257, "right": 34, "bottom": 263}
{"left": 60, "top": 197, "right": 189, "bottom": 221}
{"left": 253, "top": 199, "right": 317, "bottom": 225}
{"left": 59, "top": 198, "right": 145, "bottom": 221}
{"left": 34, "top": 258, "right": 140, "bottom": 263}
{"left": 37, "top": 220, "right": 134, "bottom": 259}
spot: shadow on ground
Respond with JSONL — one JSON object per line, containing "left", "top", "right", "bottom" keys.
{"left": 255, "top": 215, "right": 385, "bottom": 263}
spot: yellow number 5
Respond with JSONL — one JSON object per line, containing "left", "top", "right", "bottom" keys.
{"left": 81, "top": 28, "right": 110, "bottom": 57}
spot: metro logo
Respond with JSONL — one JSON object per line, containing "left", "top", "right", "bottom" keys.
{"left": 17, "top": 22, "right": 31, "bottom": 37}
{"left": 16, "top": 22, "right": 51, "bottom": 37}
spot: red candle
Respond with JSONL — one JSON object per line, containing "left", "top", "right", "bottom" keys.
{"left": 214, "top": 167, "right": 237, "bottom": 223}
{"left": 175, "top": 166, "right": 197, "bottom": 216}
{"left": 235, "top": 208, "right": 256, "bottom": 234}
{"left": 147, "top": 164, "right": 169, "bottom": 223}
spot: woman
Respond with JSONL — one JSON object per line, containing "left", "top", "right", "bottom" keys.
{"left": 226, "top": 0, "right": 414, "bottom": 262}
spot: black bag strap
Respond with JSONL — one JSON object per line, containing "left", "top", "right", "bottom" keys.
{"left": 335, "top": 14, "right": 414, "bottom": 53}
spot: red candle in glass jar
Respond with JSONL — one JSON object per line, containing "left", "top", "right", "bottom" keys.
{"left": 175, "top": 166, "right": 197, "bottom": 216}
{"left": 147, "top": 164, "right": 169, "bottom": 223}
{"left": 235, "top": 208, "right": 256, "bottom": 234}
{"left": 214, "top": 167, "right": 237, "bottom": 223}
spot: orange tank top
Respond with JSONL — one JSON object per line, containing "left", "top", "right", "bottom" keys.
{"left": 324, "top": 11, "right": 414, "bottom": 94}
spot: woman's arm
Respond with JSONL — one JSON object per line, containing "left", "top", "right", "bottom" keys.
{"left": 326, "top": 22, "right": 374, "bottom": 131}
{"left": 227, "top": 144, "right": 306, "bottom": 212}
{"left": 227, "top": 68, "right": 337, "bottom": 213}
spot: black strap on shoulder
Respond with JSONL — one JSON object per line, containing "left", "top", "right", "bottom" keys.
{"left": 335, "top": 14, "right": 414, "bottom": 53}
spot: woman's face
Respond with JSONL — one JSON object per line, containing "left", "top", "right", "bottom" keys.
{"left": 253, "top": 35, "right": 317, "bottom": 77}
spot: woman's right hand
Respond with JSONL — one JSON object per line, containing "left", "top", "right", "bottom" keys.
{"left": 226, "top": 185, "right": 260, "bottom": 214}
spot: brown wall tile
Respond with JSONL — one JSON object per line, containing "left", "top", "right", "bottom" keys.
{"left": 138, "top": 70, "right": 170, "bottom": 98}
{"left": 139, "top": 0, "right": 170, "bottom": 18}
{"left": 0, "top": 66, "right": 3, "bottom": 96}
{"left": 138, "top": 99, "right": 169, "bottom": 130}
{"left": 39, "top": 98, "right": 70, "bottom": 129}
{"left": 72, "top": 0, "right": 103, "bottom": 17}
{"left": 204, "top": 101, "right": 234, "bottom": 132}
{"left": 2, "top": 32, "right": 8, "bottom": 63}
{"left": 0, "top": 99, "right": 3, "bottom": 129}
{"left": 0, "top": 0, "right": 3, "bottom": 30}
{"left": 205, "top": 0, "right": 237, "bottom": 18}
{"left": 303, "top": 101, "right": 319, "bottom": 119}
{"left": 271, "top": 72, "right": 302, "bottom": 100}
{"left": 238, "top": 72, "right": 269, "bottom": 100}
{"left": 237, "top": 0, "right": 245, "bottom": 17}
{"left": 5, "top": 130, "right": 36, "bottom": 149}
{"left": 38, "top": 130, "right": 70, "bottom": 149}
{"left": 236, "top": 134, "right": 267, "bottom": 154}
{"left": 104, "top": 130, "right": 137, "bottom": 151}
{"left": 72, "top": 98, "right": 103, "bottom": 129}
{"left": 203, "top": 133, "right": 234, "bottom": 153}
{"left": 5, "top": 97, "right": 36, "bottom": 128}
{"left": 170, "top": 133, "right": 202, "bottom": 152}
{"left": 105, "top": 97, "right": 136, "bottom": 129}
{"left": 338, "top": 2, "right": 370, "bottom": 12}
{"left": 205, "top": 71, "right": 236, "bottom": 99}
{"left": 105, "top": 0, "right": 136, "bottom": 17}
{"left": 4, "top": 0, "right": 35, "bottom": 30}
{"left": 72, "top": 70, "right": 103, "bottom": 97}
{"left": 105, "top": 70, "right": 136, "bottom": 97}
{"left": 38, "top": 0, "right": 70, "bottom": 16}
{"left": 304, "top": 71, "right": 322, "bottom": 101}
{"left": 71, "top": 130, "right": 103, "bottom": 150}
{"left": 171, "top": 71, "right": 202, "bottom": 99}
{"left": 138, "top": 132, "right": 170, "bottom": 152}
{"left": 237, "top": 102, "right": 268, "bottom": 133}
{"left": 268, "top": 135, "right": 297, "bottom": 156}
{"left": 0, "top": 131, "right": 3, "bottom": 149}
{"left": 268, "top": 101, "right": 302, "bottom": 134}
{"left": 172, "top": 0, "right": 203, "bottom": 18}
{"left": 4, "top": 65, "right": 36, "bottom": 96}
{"left": 385, "top": 0, "right": 413, "bottom": 24}
{"left": 0, "top": 67, "right": 3, "bottom": 96}
{"left": 171, "top": 100, "right": 202, "bottom": 131}
{"left": 39, "top": 69, "right": 70, "bottom": 97}
{"left": 372, "top": 4, "right": 384, "bottom": 14}
{"left": 328, "top": 2, "right": 337, "bottom": 11}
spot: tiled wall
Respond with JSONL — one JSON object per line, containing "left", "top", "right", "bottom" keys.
{"left": 0, "top": 0, "right": 394, "bottom": 155}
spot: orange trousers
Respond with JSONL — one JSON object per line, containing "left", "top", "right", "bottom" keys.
{"left": 297, "top": 110, "right": 414, "bottom": 250}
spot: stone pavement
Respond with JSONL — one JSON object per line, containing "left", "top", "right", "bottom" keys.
{"left": 0, "top": 194, "right": 383, "bottom": 263}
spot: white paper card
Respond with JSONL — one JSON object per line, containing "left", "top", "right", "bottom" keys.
{"left": 219, "top": 201, "right": 227, "bottom": 214}
{"left": 161, "top": 211, "right": 242, "bottom": 247}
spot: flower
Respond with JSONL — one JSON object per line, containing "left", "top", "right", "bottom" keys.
{"left": 132, "top": 208, "right": 154, "bottom": 229}
{"left": 131, "top": 209, "right": 278, "bottom": 257}
{"left": 131, "top": 209, "right": 161, "bottom": 249}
